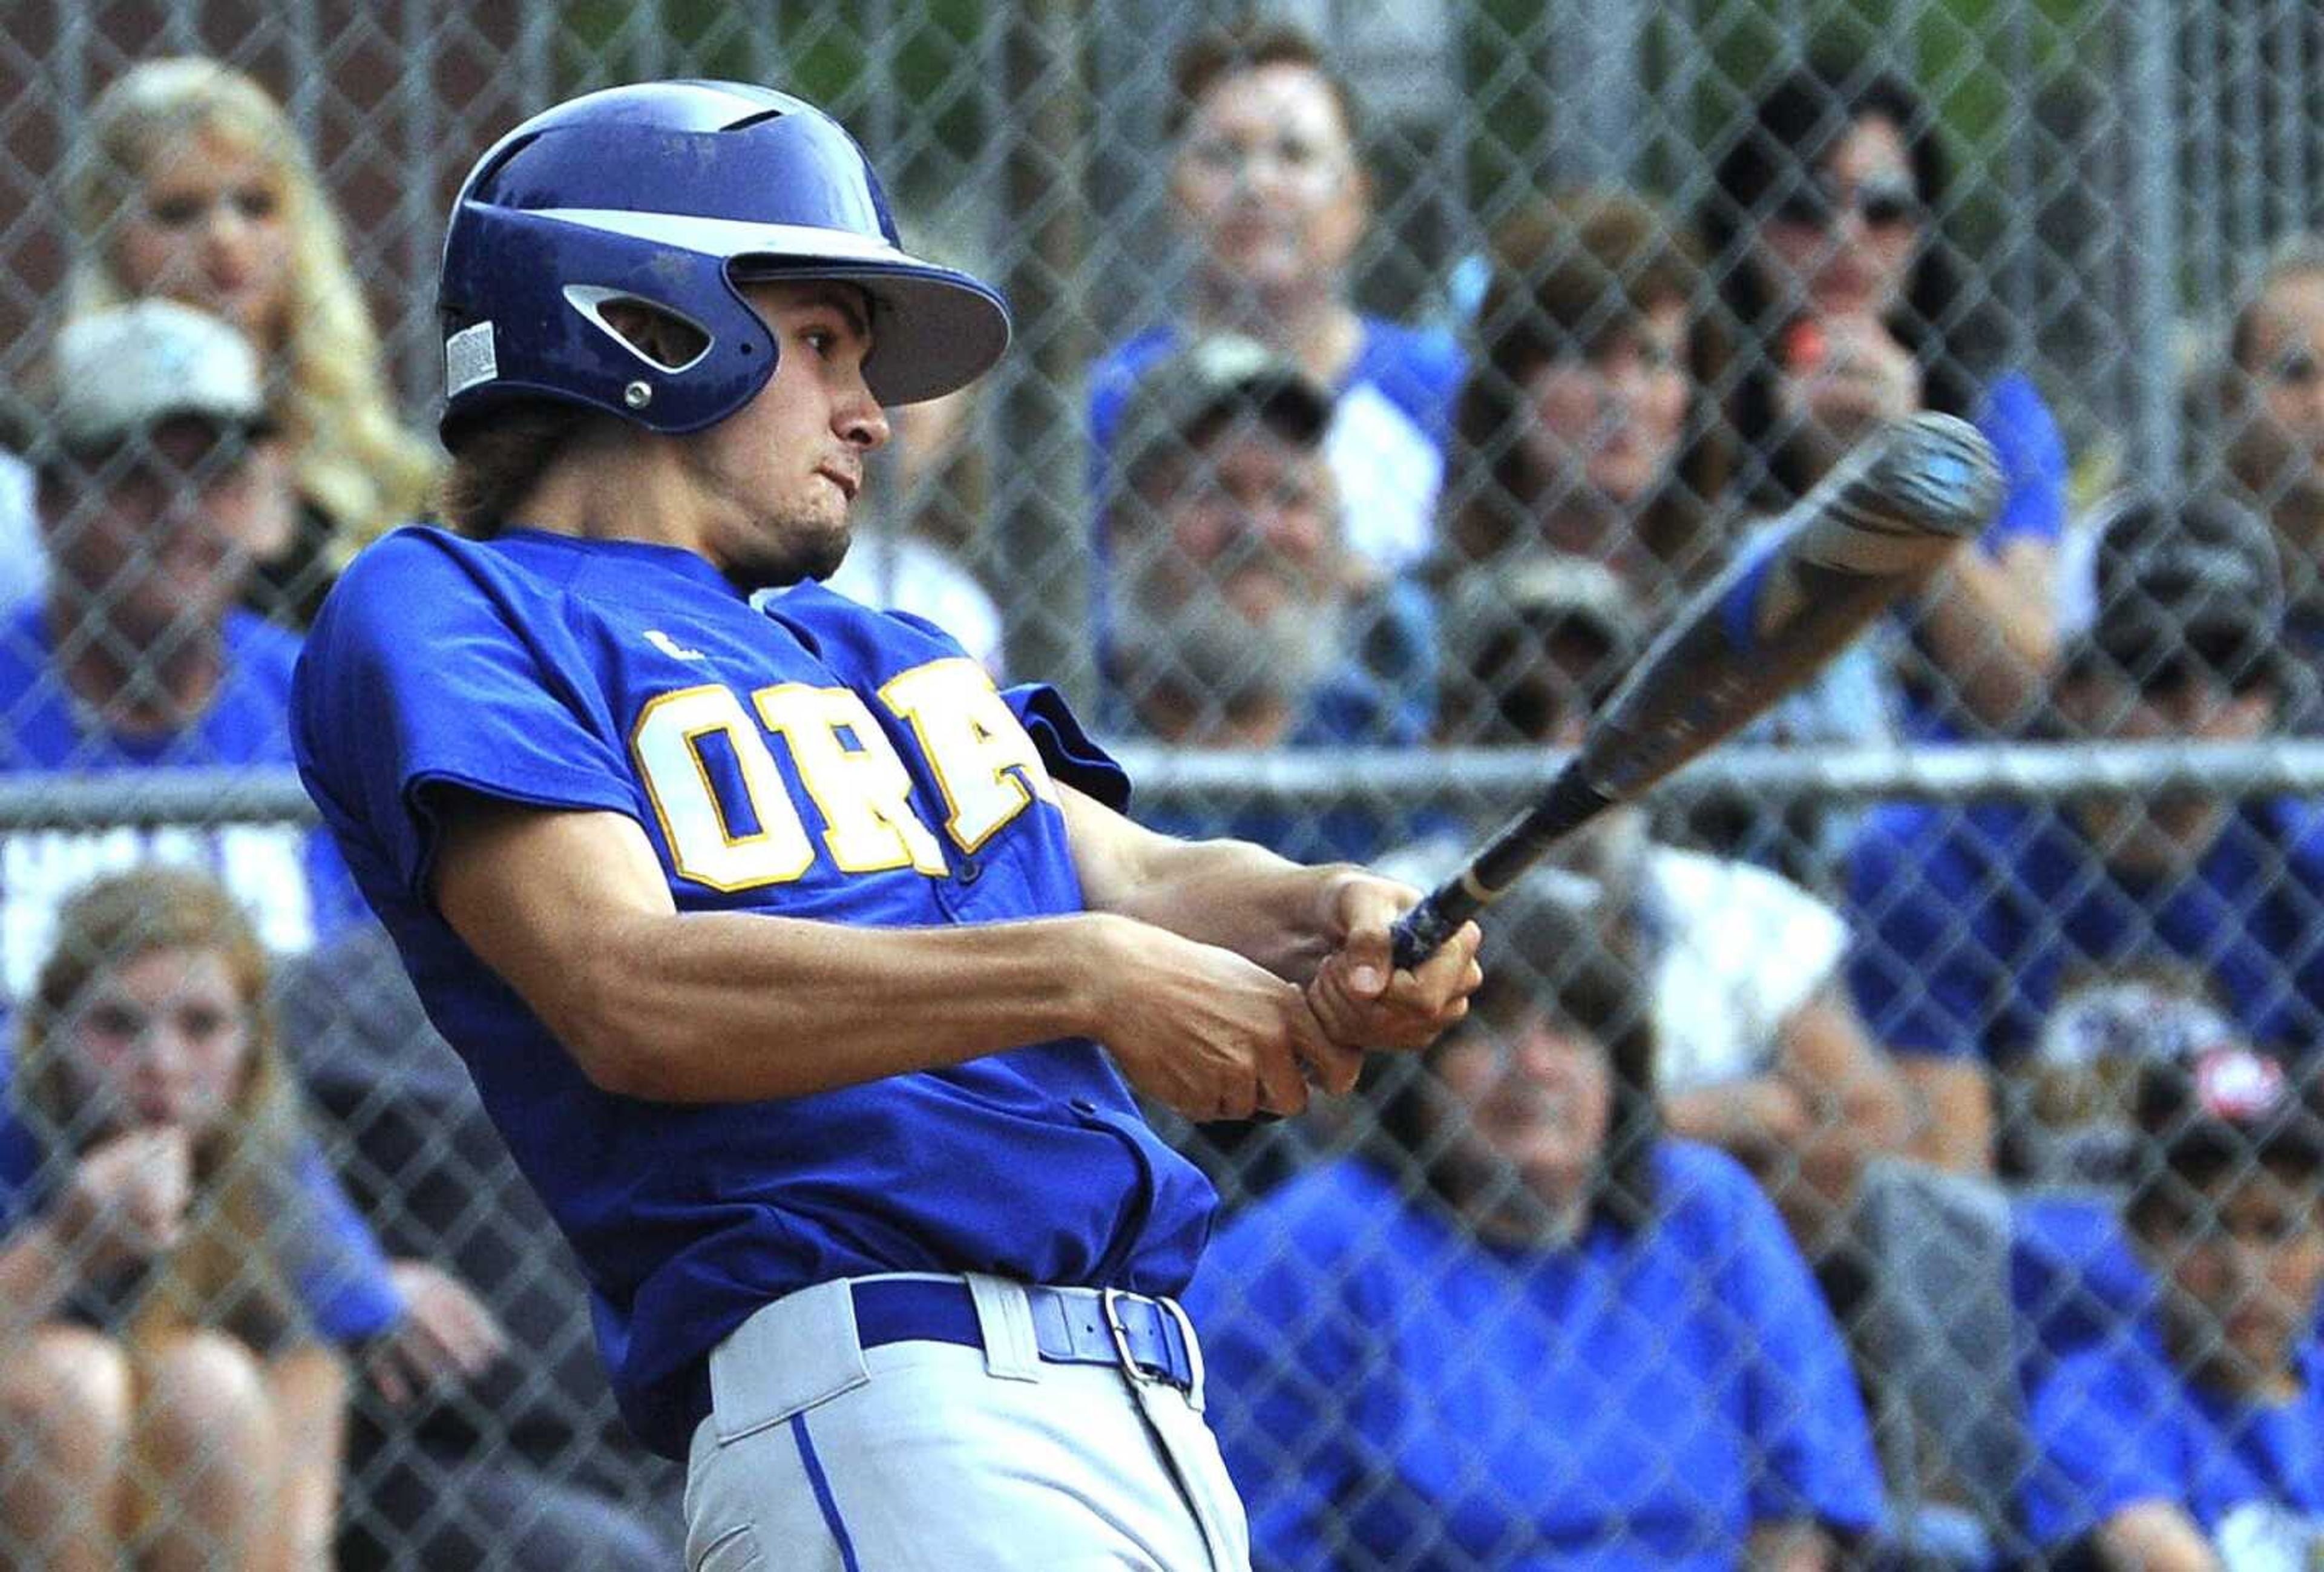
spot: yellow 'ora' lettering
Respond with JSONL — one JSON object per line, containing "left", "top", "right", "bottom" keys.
{"left": 879, "top": 659, "right": 1054, "bottom": 852}
{"left": 754, "top": 684, "right": 949, "bottom": 875}
{"left": 629, "top": 685, "right": 816, "bottom": 889}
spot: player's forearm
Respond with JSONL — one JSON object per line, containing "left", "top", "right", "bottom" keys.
{"left": 1085, "top": 832, "right": 1355, "bottom": 982}
{"left": 559, "top": 907, "right": 1125, "bottom": 1102}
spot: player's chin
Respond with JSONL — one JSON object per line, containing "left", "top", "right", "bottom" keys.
{"left": 738, "top": 515, "right": 852, "bottom": 589}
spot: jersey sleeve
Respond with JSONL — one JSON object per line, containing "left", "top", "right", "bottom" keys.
{"left": 1005, "top": 681, "right": 1131, "bottom": 812}
{"left": 294, "top": 532, "right": 642, "bottom": 904}
{"left": 2021, "top": 1341, "right": 2186, "bottom": 1550}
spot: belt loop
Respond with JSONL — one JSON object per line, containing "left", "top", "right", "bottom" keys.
{"left": 705, "top": 1278, "right": 871, "bottom": 1443}
{"left": 964, "top": 1273, "right": 1043, "bottom": 1383}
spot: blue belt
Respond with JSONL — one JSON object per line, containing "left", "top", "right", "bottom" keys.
{"left": 850, "top": 1278, "right": 1196, "bottom": 1394}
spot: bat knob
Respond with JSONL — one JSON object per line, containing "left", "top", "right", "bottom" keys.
{"left": 1390, "top": 897, "right": 1460, "bottom": 970}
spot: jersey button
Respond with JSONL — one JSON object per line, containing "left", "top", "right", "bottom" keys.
{"left": 954, "top": 857, "right": 982, "bottom": 885}
{"left": 1069, "top": 1098, "right": 1098, "bottom": 1116}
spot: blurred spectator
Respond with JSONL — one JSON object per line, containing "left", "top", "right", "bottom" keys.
{"left": 0, "top": 300, "right": 507, "bottom": 1490}
{"left": 58, "top": 56, "right": 439, "bottom": 626}
{"left": 1702, "top": 54, "right": 2069, "bottom": 742}
{"left": 821, "top": 202, "right": 1006, "bottom": 676}
{"left": 2201, "top": 236, "right": 2324, "bottom": 729}
{"left": 1437, "top": 189, "right": 1732, "bottom": 607}
{"left": 1090, "top": 17, "right": 1462, "bottom": 588}
{"left": 0, "top": 298, "right": 367, "bottom": 994}
{"left": 1431, "top": 555, "right": 1912, "bottom": 1259}
{"left": 2020, "top": 1045, "right": 2324, "bottom": 1567}
{"left": 1848, "top": 493, "right": 2324, "bottom": 1175}
{"left": 277, "top": 924, "right": 684, "bottom": 1571}
{"left": 1185, "top": 873, "right": 1885, "bottom": 1571}
{"left": 1101, "top": 332, "right": 1420, "bottom": 864}
{"left": 0, "top": 867, "right": 391, "bottom": 1569}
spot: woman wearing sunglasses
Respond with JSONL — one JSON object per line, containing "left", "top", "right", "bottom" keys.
{"left": 1702, "top": 56, "right": 2069, "bottom": 745}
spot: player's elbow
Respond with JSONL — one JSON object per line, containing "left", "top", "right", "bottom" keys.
{"left": 542, "top": 950, "right": 683, "bottom": 1100}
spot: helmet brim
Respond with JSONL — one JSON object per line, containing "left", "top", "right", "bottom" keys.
{"left": 736, "top": 257, "right": 1013, "bottom": 407}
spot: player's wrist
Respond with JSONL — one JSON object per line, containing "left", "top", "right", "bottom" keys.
{"left": 1062, "top": 911, "right": 1139, "bottom": 1037}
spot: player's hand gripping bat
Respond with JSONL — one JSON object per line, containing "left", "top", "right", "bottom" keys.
{"left": 1388, "top": 410, "right": 2004, "bottom": 968}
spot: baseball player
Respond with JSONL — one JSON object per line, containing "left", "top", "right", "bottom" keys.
{"left": 289, "top": 81, "right": 1480, "bottom": 1571}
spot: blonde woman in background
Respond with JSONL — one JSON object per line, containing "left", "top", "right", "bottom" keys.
{"left": 64, "top": 56, "right": 439, "bottom": 625}
{"left": 0, "top": 867, "right": 401, "bottom": 1570}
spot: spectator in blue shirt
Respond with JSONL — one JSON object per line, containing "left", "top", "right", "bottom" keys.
{"left": 0, "top": 867, "right": 393, "bottom": 1568}
{"left": 1848, "top": 491, "right": 2324, "bottom": 1174}
{"left": 1186, "top": 872, "right": 1886, "bottom": 1570}
{"left": 1101, "top": 332, "right": 1422, "bottom": 866}
{"left": 2021, "top": 1043, "right": 2324, "bottom": 1569}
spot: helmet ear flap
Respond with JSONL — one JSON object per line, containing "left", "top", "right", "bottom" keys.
{"left": 563, "top": 286, "right": 713, "bottom": 375}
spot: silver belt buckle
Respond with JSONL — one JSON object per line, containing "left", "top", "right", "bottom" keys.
{"left": 1100, "top": 1287, "right": 1158, "bottom": 1386}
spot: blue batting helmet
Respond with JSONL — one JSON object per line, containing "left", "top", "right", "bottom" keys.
{"left": 436, "top": 81, "right": 1010, "bottom": 447}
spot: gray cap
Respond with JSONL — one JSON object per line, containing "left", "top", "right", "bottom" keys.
{"left": 40, "top": 300, "right": 272, "bottom": 459}
{"left": 1112, "top": 333, "right": 1333, "bottom": 490}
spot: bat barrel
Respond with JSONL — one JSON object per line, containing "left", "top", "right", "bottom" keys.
{"left": 1382, "top": 412, "right": 2002, "bottom": 975}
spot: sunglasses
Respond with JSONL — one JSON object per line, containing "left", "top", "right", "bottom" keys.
{"left": 1775, "top": 169, "right": 1922, "bottom": 232}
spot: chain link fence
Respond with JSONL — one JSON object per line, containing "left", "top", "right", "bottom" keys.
{"left": 8, "top": 0, "right": 2324, "bottom": 1567}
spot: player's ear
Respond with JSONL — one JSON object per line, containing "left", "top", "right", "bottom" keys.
{"left": 597, "top": 299, "right": 711, "bottom": 373}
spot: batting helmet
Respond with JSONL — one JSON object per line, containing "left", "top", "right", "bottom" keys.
{"left": 436, "top": 81, "right": 1010, "bottom": 447}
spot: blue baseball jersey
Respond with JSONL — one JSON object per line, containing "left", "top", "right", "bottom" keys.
{"left": 1184, "top": 1143, "right": 1886, "bottom": 1570}
{"left": 2023, "top": 1329, "right": 2324, "bottom": 1562}
{"left": 292, "top": 525, "right": 1218, "bottom": 1458}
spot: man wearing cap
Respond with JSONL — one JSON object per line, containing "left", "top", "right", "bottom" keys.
{"left": 0, "top": 298, "right": 358, "bottom": 983}
{"left": 0, "top": 295, "right": 519, "bottom": 1434}
{"left": 1428, "top": 553, "right": 1912, "bottom": 1258}
{"left": 1847, "top": 493, "right": 2324, "bottom": 1174}
{"left": 1101, "top": 332, "right": 1422, "bottom": 866}
{"left": 2019, "top": 1042, "right": 2324, "bottom": 1568}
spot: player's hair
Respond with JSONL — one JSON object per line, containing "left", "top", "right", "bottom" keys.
{"left": 1439, "top": 189, "right": 1733, "bottom": 592}
{"left": 14, "top": 866, "right": 307, "bottom": 1345}
{"left": 1371, "top": 909, "right": 1661, "bottom": 1235}
{"left": 1166, "top": 18, "right": 1362, "bottom": 146}
{"left": 438, "top": 400, "right": 596, "bottom": 539}
{"left": 64, "top": 57, "right": 440, "bottom": 554}
{"left": 1701, "top": 54, "right": 2003, "bottom": 508}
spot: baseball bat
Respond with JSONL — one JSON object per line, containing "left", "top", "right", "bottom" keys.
{"left": 1389, "top": 410, "right": 2004, "bottom": 969}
